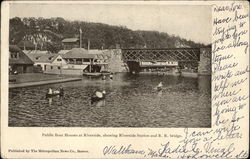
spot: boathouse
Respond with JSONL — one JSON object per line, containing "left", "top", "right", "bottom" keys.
{"left": 43, "top": 54, "right": 68, "bottom": 74}
{"left": 26, "top": 53, "right": 67, "bottom": 72}
{"left": 61, "top": 38, "right": 79, "bottom": 50}
{"left": 62, "top": 48, "right": 109, "bottom": 73}
{"left": 9, "top": 45, "right": 34, "bottom": 74}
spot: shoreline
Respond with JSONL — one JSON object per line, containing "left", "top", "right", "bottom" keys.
{"left": 139, "top": 71, "right": 211, "bottom": 78}
{"left": 9, "top": 71, "right": 211, "bottom": 89}
{"left": 9, "top": 78, "right": 82, "bottom": 89}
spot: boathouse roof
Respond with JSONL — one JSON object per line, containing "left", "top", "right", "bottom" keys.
{"left": 62, "top": 38, "right": 79, "bottom": 43}
{"left": 63, "top": 48, "right": 96, "bottom": 59}
{"left": 9, "top": 45, "right": 34, "bottom": 65}
{"left": 58, "top": 50, "right": 71, "bottom": 54}
{"left": 23, "top": 50, "right": 50, "bottom": 54}
{"left": 26, "top": 53, "right": 59, "bottom": 63}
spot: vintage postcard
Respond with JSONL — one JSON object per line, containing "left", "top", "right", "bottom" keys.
{"left": 1, "top": 0, "right": 249, "bottom": 159}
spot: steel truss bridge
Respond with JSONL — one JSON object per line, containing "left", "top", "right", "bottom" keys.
{"left": 122, "top": 48, "right": 200, "bottom": 62}
{"left": 121, "top": 48, "right": 201, "bottom": 73}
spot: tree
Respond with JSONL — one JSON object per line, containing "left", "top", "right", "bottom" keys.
{"left": 46, "top": 42, "right": 62, "bottom": 53}
{"left": 9, "top": 17, "right": 207, "bottom": 50}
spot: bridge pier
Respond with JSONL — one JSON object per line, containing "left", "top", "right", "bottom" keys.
{"left": 198, "top": 48, "right": 211, "bottom": 75}
{"left": 127, "top": 61, "right": 141, "bottom": 74}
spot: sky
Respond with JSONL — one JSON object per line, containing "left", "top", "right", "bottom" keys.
{"left": 10, "top": 3, "right": 212, "bottom": 45}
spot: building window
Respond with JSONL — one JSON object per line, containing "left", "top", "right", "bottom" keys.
{"left": 83, "top": 59, "right": 89, "bottom": 62}
{"left": 10, "top": 52, "right": 18, "bottom": 58}
{"left": 57, "top": 58, "right": 62, "bottom": 61}
{"left": 51, "top": 66, "right": 53, "bottom": 69}
{"left": 76, "top": 59, "right": 82, "bottom": 64}
{"left": 58, "top": 66, "right": 61, "bottom": 70}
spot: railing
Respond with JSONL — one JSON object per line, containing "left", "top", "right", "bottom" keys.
{"left": 67, "top": 61, "right": 108, "bottom": 65}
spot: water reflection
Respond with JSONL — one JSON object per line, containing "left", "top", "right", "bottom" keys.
{"left": 198, "top": 75, "right": 211, "bottom": 93}
{"left": 48, "top": 97, "right": 52, "bottom": 106}
{"left": 9, "top": 73, "right": 211, "bottom": 127}
{"left": 92, "top": 99, "right": 106, "bottom": 107}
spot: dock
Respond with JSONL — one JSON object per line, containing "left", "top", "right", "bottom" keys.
{"left": 82, "top": 72, "right": 103, "bottom": 77}
{"left": 82, "top": 72, "right": 111, "bottom": 77}
{"left": 9, "top": 78, "right": 82, "bottom": 89}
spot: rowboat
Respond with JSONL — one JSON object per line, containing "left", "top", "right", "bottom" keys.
{"left": 91, "top": 96, "right": 105, "bottom": 103}
{"left": 46, "top": 91, "right": 64, "bottom": 98}
{"left": 154, "top": 82, "right": 163, "bottom": 91}
{"left": 83, "top": 72, "right": 111, "bottom": 77}
{"left": 91, "top": 91, "right": 106, "bottom": 103}
{"left": 83, "top": 72, "right": 102, "bottom": 77}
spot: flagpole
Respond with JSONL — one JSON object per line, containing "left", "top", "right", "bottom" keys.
{"left": 88, "top": 39, "right": 90, "bottom": 50}
{"left": 79, "top": 28, "right": 82, "bottom": 48}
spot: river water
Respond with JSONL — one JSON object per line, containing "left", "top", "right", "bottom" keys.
{"left": 9, "top": 73, "right": 211, "bottom": 127}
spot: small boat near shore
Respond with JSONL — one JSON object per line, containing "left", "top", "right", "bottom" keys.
{"left": 83, "top": 72, "right": 111, "bottom": 77}
{"left": 91, "top": 96, "right": 105, "bottom": 103}
{"left": 46, "top": 88, "right": 64, "bottom": 98}
{"left": 83, "top": 72, "right": 102, "bottom": 77}
{"left": 46, "top": 92, "right": 63, "bottom": 98}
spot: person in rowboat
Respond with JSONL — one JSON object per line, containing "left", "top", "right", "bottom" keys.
{"left": 53, "top": 87, "right": 64, "bottom": 96}
{"left": 154, "top": 82, "right": 163, "bottom": 91}
{"left": 109, "top": 73, "right": 113, "bottom": 80}
{"left": 102, "top": 75, "right": 106, "bottom": 80}
{"left": 95, "top": 90, "right": 106, "bottom": 98}
{"left": 48, "top": 88, "right": 53, "bottom": 95}
{"left": 46, "top": 88, "right": 53, "bottom": 98}
{"left": 59, "top": 87, "right": 64, "bottom": 95}
{"left": 91, "top": 90, "right": 106, "bottom": 103}
{"left": 53, "top": 90, "right": 60, "bottom": 94}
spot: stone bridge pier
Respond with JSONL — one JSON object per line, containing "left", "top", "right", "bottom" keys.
{"left": 198, "top": 48, "right": 211, "bottom": 75}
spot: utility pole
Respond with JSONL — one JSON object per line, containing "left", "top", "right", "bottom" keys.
{"left": 60, "top": 60, "right": 62, "bottom": 77}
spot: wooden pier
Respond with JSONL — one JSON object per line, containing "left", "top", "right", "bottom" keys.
{"left": 9, "top": 78, "right": 82, "bottom": 89}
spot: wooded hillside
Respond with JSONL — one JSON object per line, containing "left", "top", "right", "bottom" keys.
{"left": 10, "top": 17, "right": 209, "bottom": 52}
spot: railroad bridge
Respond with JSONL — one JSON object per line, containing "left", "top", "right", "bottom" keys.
{"left": 121, "top": 48, "right": 211, "bottom": 75}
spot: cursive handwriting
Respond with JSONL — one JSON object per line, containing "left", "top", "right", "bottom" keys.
{"left": 103, "top": 144, "right": 145, "bottom": 156}
{"left": 213, "top": 2, "right": 242, "bottom": 13}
